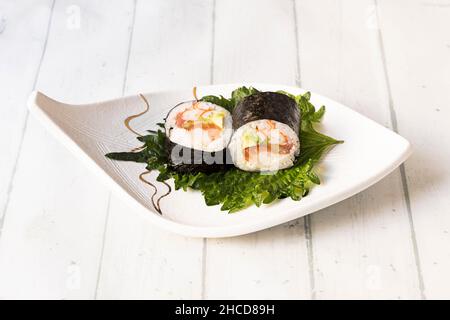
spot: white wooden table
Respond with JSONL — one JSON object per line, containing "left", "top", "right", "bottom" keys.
{"left": 0, "top": 0, "right": 449, "bottom": 300}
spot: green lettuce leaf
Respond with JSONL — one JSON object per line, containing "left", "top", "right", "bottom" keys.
{"left": 106, "top": 87, "right": 343, "bottom": 213}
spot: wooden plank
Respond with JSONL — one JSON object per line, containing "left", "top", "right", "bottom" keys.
{"left": 95, "top": 0, "right": 213, "bottom": 299}
{"left": 204, "top": 0, "right": 312, "bottom": 299}
{"left": 294, "top": 0, "right": 422, "bottom": 299}
{"left": 0, "top": 0, "right": 134, "bottom": 299}
{"left": 0, "top": 0, "right": 53, "bottom": 227}
{"left": 377, "top": 0, "right": 450, "bottom": 299}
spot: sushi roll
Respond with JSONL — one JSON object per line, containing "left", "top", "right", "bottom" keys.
{"left": 229, "top": 92, "right": 300, "bottom": 172}
{"left": 165, "top": 100, "right": 233, "bottom": 173}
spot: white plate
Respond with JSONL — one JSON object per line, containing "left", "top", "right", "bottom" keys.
{"left": 28, "top": 84, "right": 412, "bottom": 238}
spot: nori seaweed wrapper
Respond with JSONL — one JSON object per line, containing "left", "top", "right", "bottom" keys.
{"left": 232, "top": 92, "right": 300, "bottom": 136}
{"left": 164, "top": 101, "right": 233, "bottom": 173}
{"left": 165, "top": 137, "right": 232, "bottom": 174}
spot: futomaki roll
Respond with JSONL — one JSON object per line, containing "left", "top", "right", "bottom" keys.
{"left": 165, "top": 100, "right": 233, "bottom": 173}
{"left": 229, "top": 92, "right": 300, "bottom": 172}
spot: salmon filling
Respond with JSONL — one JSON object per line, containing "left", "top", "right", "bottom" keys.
{"left": 241, "top": 120, "right": 294, "bottom": 162}
{"left": 244, "top": 143, "right": 293, "bottom": 162}
{"left": 174, "top": 102, "right": 225, "bottom": 141}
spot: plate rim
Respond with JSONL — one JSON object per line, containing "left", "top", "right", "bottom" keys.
{"left": 27, "top": 83, "right": 412, "bottom": 238}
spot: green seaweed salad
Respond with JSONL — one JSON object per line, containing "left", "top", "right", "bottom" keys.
{"left": 106, "top": 87, "right": 342, "bottom": 213}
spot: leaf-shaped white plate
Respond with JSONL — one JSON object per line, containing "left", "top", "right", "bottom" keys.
{"left": 28, "top": 84, "right": 411, "bottom": 238}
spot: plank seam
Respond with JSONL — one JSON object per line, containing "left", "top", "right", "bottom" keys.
{"left": 121, "top": 0, "right": 138, "bottom": 96}
{"left": 0, "top": 0, "right": 56, "bottom": 236}
{"left": 94, "top": 0, "right": 138, "bottom": 299}
{"left": 304, "top": 215, "right": 316, "bottom": 299}
{"left": 94, "top": 194, "right": 112, "bottom": 299}
{"left": 292, "top": 0, "right": 302, "bottom": 87}
{"left": 201, "top": 0, "right": 216, "bottom": 300}
{"left": 374, "top": 0, "right": 426, "bottom": 300}
{"left": 209, "top": 0, "right": 216, "bottom": 85}
{"left": 201, "top": 238, "right": 207, "bottom": 299}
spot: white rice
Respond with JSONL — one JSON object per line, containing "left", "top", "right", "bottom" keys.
{"left": 228, "top": 119, "right": 300, "bottom": 172}
{"left": 165, "top": 101, "right": 233, "bottom": 153}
